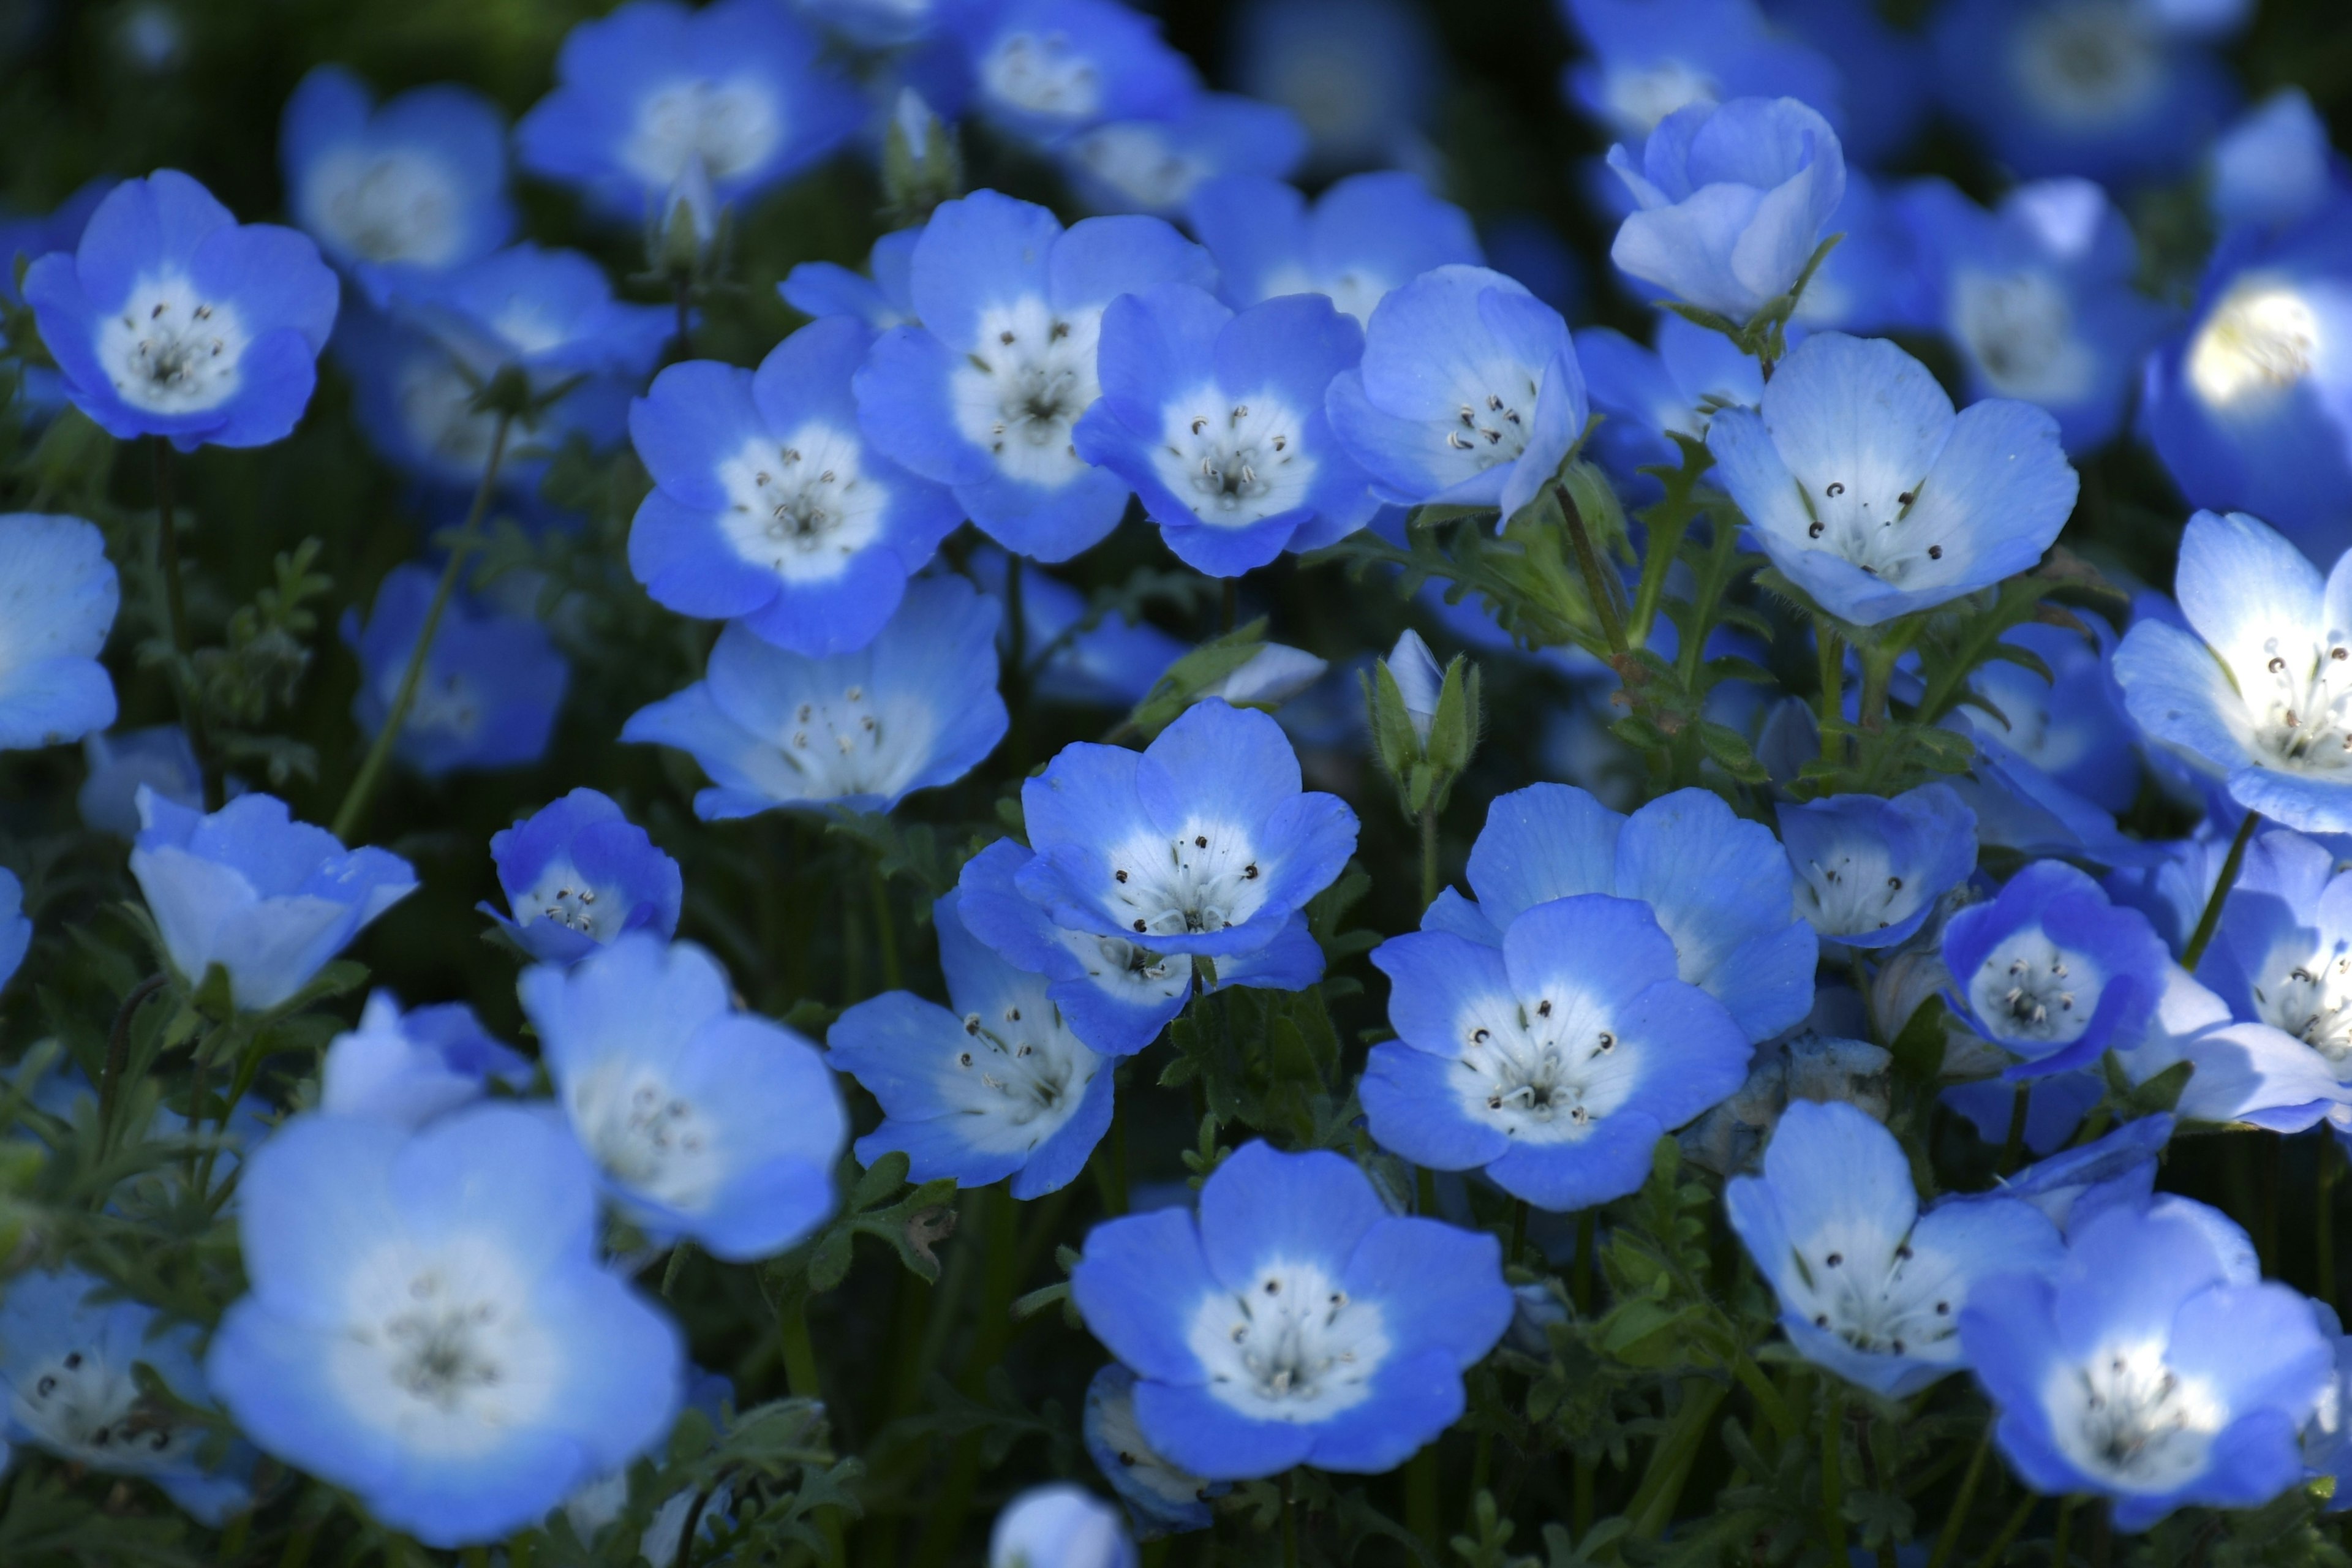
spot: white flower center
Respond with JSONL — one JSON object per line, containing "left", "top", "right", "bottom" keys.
{"left": 624, "top": 77, "right": 783, "bottom": 186}
{"left": 309, "top": 148, "right": 463, "bottom": 266}
{"left": 396, "top": 349, "right": 501, "bottom": 470}
{"left": 1438, "top": 374, "right": 1540, "bottom": 479}
{"left": 1967, "top": 928, "right": 2105, "bottom": 1046}
{"left": 519, "top": 856, "right": 621, "bottom": 943}
{"left": 950, "top": 298, "right": 1103, "bottom": 490}
{"left": 97, "top": 274, "right": 247, "bottom": 415}
{"left": 398, "top": 666, "right": 484, "bottom": 743}
{"left": 943, "top": 1000, "right": 1101, "bottom": 1154}
{"left": 12, "top": 1346, "right": 203, "bottom": 1474}
{"left": 1066, "top": 123, "right": 1210, "bottom": 212}
{"left": 334, "top": 1242, "right": 558, "bottom": 1454}
{"left": 2249, "top": 943, "right": 2352, "bottom": 1069}
{"left": 1781, "top": 1230, "right": 1961, "bottom": 1362}
{"left": 2046, "top": 1341, "right": 2225, "bottom": 1492}
{"left": 1446, "top": 979, "right": 1639, "bottom": 1145}
{"left": 981, "top": 29, "right": 1102, "bottom": 119}
{"left": 2188, "top": 285, "right": 2321, "bottom": 406}
{"left": 718, "top": 424, "right": 889, "bottom": 582}
{"left": 1953, "top": 270, "right": 2097, "bottom": 404}
{"left": 570, "top": 1062, "right": 723, "bottom": 1213}
{"left": 2013, "top": 1, "right": 2163, "bottom": 126}
{"left": 1790, "top": 472, "right": 1936, "bottom": 584}
{"left": 1148, "top": 388, "right": 1317, "bottom": 529}
{"left": 1602, "top": 59, "right": 1719, "bottom": 135}
{"left": 1261, "top": 263, "right": 1387, "bottom": 328}
{"left": 1103, "top": 821, "right": 1270, "bottom": 939}
{"left": 1187, "top": 1260, "right": 1390, "bottom": 1420}
{"left": 1059, "top": 928, "right": 1188, "bottom": 1008}
{"left": 772, "top": 682, "right": 939, "bottom": 801}
{"left": 1794, "top": 841, "right": 1923, "bottom": 940}
{"left": 2242, "top": 633, "right": 2352, "bottom": 775}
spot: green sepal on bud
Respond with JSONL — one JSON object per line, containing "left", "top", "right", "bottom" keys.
{"left": 882, "top": 88, "right": 963, "bottom": 227}
{"left": 1362, "top": 630, "right": 1482, "bottom": 819}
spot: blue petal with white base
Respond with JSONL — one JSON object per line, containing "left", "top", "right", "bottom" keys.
{"left": 1942, "top": 859, "right": 2171, "bottom": 1077}
{"left": 0, "top": 513, "right": 118, "bottom": 752}
{"left": 1777, "top": 784, "right": 1977, "bottom": 950}
{"left": 484, "top": 788, "right": 683, "bottom": 965}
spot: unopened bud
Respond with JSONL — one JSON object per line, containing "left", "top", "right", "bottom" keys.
{"left": 652, "top": 152, "right": 720, "bottom": 277}
{"left": 1205, "top": 643, "right": 1326, "bottom": 708}
{"left": 884, "top": 88, "right": 963, "bottom": 224}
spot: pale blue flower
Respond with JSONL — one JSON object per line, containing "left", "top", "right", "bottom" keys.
{"left": 0, "top": 513, "right": 118, "bottom": 752}
{"left": 320, "top": 991, "right": 533, "bottom": 1128}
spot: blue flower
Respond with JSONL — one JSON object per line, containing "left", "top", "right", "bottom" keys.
{"left": 1014, "top": 699, "right": 1356, "bottom": 963}
{"left": 797, "top": 0, "right": 944, "bottom": 48}
{"left": 1071, "top": 1140, "right": 1512, "bottom": 1477}
{"left": 0, "top": 178, "right": 113, "bottom": 419}
{"left": 1325, "top": 265, "right": 1586, "bottom": 521}
{"left": 484, "top": 788, "right": 683, "bottom": 965}
{"left": 517, "top": 0, "right": 863, "bottom": 221}
{"left": 2180, "top": 829, "right": 2352, "bottom": 1120}
{"left": 951, "top": 0, "right": 1196, "bottom": 149}
{"left": 1186, "top": 172, "right": 1482, "bottom": 328}
{"left": 130, "top": 789, "right": 418, "bottom": 1011}
{"left": 1777, "top": 785, "right": 1977, "bottom": 951}
{"left": 1992, "top": 1112, "right": 2173, "bottom": 1235}
{"left": 956, "top": 838, "right": 1324, "bottom": 1055}
{"left": 1942, "top": 859, "right": 2171, "bottom": 1076}
{"left": 23, "top": 170, "right": 338, "bottom": 450}
{"left": 1959, "top": 1198, "right": 2330, "bottom": 1529}
{"left": 967, "top": 546, "right": 1188, "bottom": 709}
{"left": 208, "top": 1106, "right": 685, "bottom": 1547}
{"left": 1083, "top": 1363, "right": 1223, "bottom": 1538}
{"left": 1058, "top": 95, "right": 1306, "bottom": 220}
{"left": 1706, "top": 333, "right": 2078, "bottom": 626}
{"left": 279, "top": 65, "right": 513, "bottom": 296}
{"left": 0, "top": 513, "right": 118, "bottom": 752}
{"left": 522, "top": 932, "right": 847, "bottom": 1257}
{"left": 1429, "top": 783, "right": 1818, "bottom": 1044}
{"left": 1, "top": 1267, "right": 253, "bottom": 1525}
{"left": 0, "top": 868, "right": 26, "bottom": 995}
{"left": 780, "top": 229, "right": 919, "bottom": 330}
{"left": 1728, "top": 1100, "right": 2065, "bottom": 1396}
{"left": 1227, "top": 0, "right": 1438, "bottom": 174}
{"left": 1575, "top": 314, "right": 1766, "bottom": 499}
{"left": 1793, "top": 175, "right": 1936, "bottom": 337}
{"left": 2108, "top": 961, "right": 2350, "bottom": 1132}
{"left": 1899, "top": 177, "right": 2171, "bottom": 455}
{"left": 1956, "top": 620, "right": 2142, "bottom": 818}
{"left": 853, "top": 190, "right": 1214, "bottom": 562}
{"left": 78, "top": 725, "right": 200, "bottom": 838}
{"left": 1364, "top": 892, "right": 1751, "bottom": 1210}
{"left": 2209, "top": 89, "right": 2341, "bottom": 236}
{"left": 1560, "top": 0, "right": 1842, "bottom": 143}
{"left": 320, "top": 990, "right": 534, "bottom": 1128}
{"left": 622, "top": 574, "right": 1007, "bottom": 819}
{"left": 1756, "top": 0, "right": 1931, "bottom": 164}
{"left": 391, "top": 243, "right": 671, "bottom": 391}
{"left": 2138, "top": 203, "right": 2352, "bottom": 559}
{"left": 1073, "top": 287, "right": 1376, "bottom": 573}
{"left": 629, "top": 319, "right": 962, "bottom": 655}
{"left": 990, "top": 1483, "right": 1136, "bottom": 1568}
{"left": 829, "top": 886, "right": 1115, "bottom": 1198}
{"left": 1607, "top": 97, "right": 1846, "bottom": 322}
{"left": 343, "top": 563, "right": 569, "bottom": 780}
{"left": 2113, "top": 510, "right": 2352, "bottom": 832}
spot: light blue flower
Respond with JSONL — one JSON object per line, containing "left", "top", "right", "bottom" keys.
{"left": 1083, "top": 1363, "right": 1223, "bottom": 1539}
{"left": 1960, "top": 1198, "right": 2329, "bottom": 1529}
{"left": 1365, "top": 892, "right": 1751, "bottom": 1211}
{"left": 990, "top": 1483, "right": 1136, "bottom": 1568}
{"left": 780, "top": 229, "right": 918, "bottom": 330}
{"left": 1, "top": 1267, "right": 253, "bottom": 1525}
{"left": 1325, "top": 265, "right": 1586, "bottom": 521}
{"left": 343, "top": 562, "right": 569, "bottom": 780}
{"left": 77, "top": 725, "right": 200, "bottom": 838}
{"left": 622, "top": 574, "right": 1007, "bottom": 820}
{"left": 1186, "top": 172, "right": 1482, "bottom": 329}
{"left": 950, "top": 0, "right": 1196, "bottom": 149}
{"left": 2304, "top": 1303, "right": 2352, "bottom": 1510}
{"left": 0, "top": 868, "right": 26, "bottom": 995}
{"left": 1756, "top": 0, "right": 1931, "bottom": 163}
{"left": 829, "top": 886, "right": 1115, "bottom": 1198}
{"left": 1575, "top": 312, "right": 1768, "bottom": 499}
{"left": 207, "top": 1106, "right": 685, "bottom": 1547}
{"left": 279, "top": 65, "right": 513, "bottom": 298}
{"left": 796, "top": 0, "right": 943, "bottom": 48}
{"left": 1428, "top": 783, "right": 1817, "bottom": 1044}
{"left": 1942, "top": 859, "right": 2171, "bottom": 1077}
{"left": 23, "top": 170, "right": 339, "bottom": 449}
{"left": 2113, "top": 510, "right": 2352, "bottom": 832}
{"left": 1728, "top": 1100, "right": 2065, "bottom": 1396}
{"left": 0, "top": 513, "right": 118, "bottom": 752}
{"left": 1706, "top": 333, "right": 2078, "bottom": 626}
{"left": 1073, "top": 286, "right": 1377, "bottom": 574}
{"left": 1792, "top": 174, "right": 1937, "bottom": 337}
{"left": 1071, "top": 1140, "right": 1512, "bottom": 1478}
{"left": 1956, "top": 619, "right": 2143, "bottom": 821}
{"left": 516, "top": 0, "right": 863, "bottom": 221}
{"left": 2209, "top": 88, "right": 2340, "bottom": 236}
{"left": 1014, "top": 699, "right": 1357, "bottom": 963}
{"left": 130, "top": 788, "right": 418, "bottom": 1011}
{"left": 853, "top": 190, "right": 1213, "bottom": 562}
{"left": 484, "top": 788, "right": 683, "bottom": 966}
{"left": 522, "top": 932, "right": 846, "bottom": 1258}
{"left": 320, "top": 990, "right": 534, "bottom": 1128}
{"left": 1607, "top": 96, "right": 1845, "bottom": 321}
{"left": 1227, "top": 0, "right": 1439, "bottom": 174}
{"left": 2107, "top": 960, "right": 2350, "bottom": 1132}
{"left": 1777, "top": 785, "right": 1977, "bottom": 951}
{"left": 1990, "top": 1112, "right": 2173, "bottom": 1235}
{"left": 629, "top": 319, "right": 962, "bottom": 655}
{"left": 1560, "top": 0, "right": 1842, "bottom": 143}
{"left": 1058, "top": 95, "right": 1305, "bottom": 220}
{"left": 0, "top": 178, "right": 113, "bottom": 419}
{"left": 967, "top": 546, "right": 1188, "bottom": 709}
{"left": 390, "top": 243, "right": 671, "bottom": 393}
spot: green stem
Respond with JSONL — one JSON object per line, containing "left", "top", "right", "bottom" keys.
{"left": 149, "top": 439, "right": 216, "bottom": 808}
{"left": 1997, "top": 1083, "right": 2030, "bottom": 1178}
{"left": 98, "top": 974, "right": 165, "bottom": 1148}
{"left": 1573, "top": 1210, "right": 1596, "bottom": 1315}
{"left": 1925, "top": 1423, "right": 1994, "bottom": 1568}
{"left": 2182, "top": 810, "right": 2260, "bottom": 969}
{"left": 662, "top": 1242, "right": 693, "bottom": 1299}
{"left": 1091, "top": 1084, "right": 1129, "bottom": 1218}
{"left": 331, "top": 408, "right": 514, "bottom": 842}
{"left": 911, "top": 1186, "right": 1022, "bottom": 1568}
{"left": 1730, "top": 1350, "right": 1795, "bottom": 1439}
{"left": 1819, "top": 1385, "right": 1847, "bottom": 1561}
{"left": 1406, "top": 1444, "right": 1441, "bottom": 1555}
{"left": 1815, "top": 617, "right": 1844, "bottom": 766}
{"left": 1419, "top": 807, "right": 1440, "bottom": 913}
{"left": 1280, "top": 1471, "right": 1299, "bottom": 1568}
{"left": 2051, "top": 1498, "right": 2075, "bottom": 1568}
{"left": 1626, "top": 1378, "right": 1726, "bottom": 1536}
{"left": 1556, "top": 483, "right": 1628, "bottom": 657}
{"left": 781, "top": 1292, "right": 847, "bottom": 1566}
{"left": 1972, "top": 1491, "right": 2037, "bottom": 1568}
{"left": 1627, "top": 459, "right": 1699, "bottom": 646}
{"left": 869, "top": 856, "right": 902, "bottom": 991}
{"left": 1221, "top": 577, "right": 1238, "bottom": 636}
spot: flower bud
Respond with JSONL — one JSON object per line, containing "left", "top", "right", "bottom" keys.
{"left": 1363, "top": 634, "right": 1482, "bottom": 819}
{"left": 884, "top": 89, "right": 963, "bottom": 224}
{"left": 650, "top": 151, "right": 720, "bottom": 279}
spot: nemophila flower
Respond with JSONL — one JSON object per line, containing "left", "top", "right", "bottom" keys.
{"left": 0, "top": 869, "right": 26, "bottom": 994}
{"left": 279, "top": 66, "right": 512, "bottom": 296}
{"left": 1575, "top": 313, "right": 1767, "bottom": 497}
{"left": 560, "top": 1369, "right": 734, "bottom": 1565}
{"left": 1899, "top": 178, "right": 2171, "bottom": 455}
{"left": 1228, "top": 0, "right": 1438, "bottom": 175}
{"left": 1960, "top": 1199, "right": 2330, "bottom": 1529}
{"left": 2303, "top": 1303, "right": 2352, "bottom": 1508}
{"left": 0, "top": 513, "right": 118, "bottom": 752}
{"left": 1930, "top": 0, "right": 2234, "bottom": 186}
{"left": 1363, "top": 892, "right": 1751, "bottom": 1210}
{"left": 2108, "top": 960, "right": 2351, "bottom": 1131}
{"left": 991, "top": 1483, "right": 1134, "bottom": 1568}
{"left": 967, "top": 546, "right": 1188, "bottom": 709}
{"left": 521, "top": 932, "right": 847, "bottom": 1258}
{"left": 1058, "top": 96, "right": 1305, "bottom": 220}
{"left": 321, "top": 991, "right": 533, "bottom": 1128}
{"left": 780, "top": 228, "right": 919, "bottom": 331}
{"left": 1607, "top": 97, "right": 1846, "bottom": 322}
{"left": 1728, "top": 1101, "right": 2064, "bottom": 1396}
{"left": 1325, "top": 265, "right": 1586, "bottom": 521}
{"left": 1757, "top": 0, "right": 1931, "bottom": 164}
{"left": 1992, "top": 1112, "right": 2173, "bottom": 1235}
{"left": 1014, "top": 699, "right": 1355, "bottom": 965}
{"left": 796, "top": 0, "right": 942, "bottom": 48}
{"left": 957, "top": 838, "right": 1324, "bottom": 1056}
{"left": 1792, "top": 175, "right": 1936, "bottom": 337}
{"left": 0, "top": 1267, "right": 252, "bottom": 1524}
{"left": 853, "top": 190, "right": 1214, "bottom": 562}
{"left": 1777, "top": 785, "right": 1977, "bottom": 951}
{"left": 517, "top": 0, "right": 862, "bottom": 220}
{"left": 1202, "top": 643, "right": 1330, "bottom": 710}
{"left": 629, "top": 320, "right": 961, "bottom": 655}
{"left": 484, "top": 788, "right": 682, "bottom": 966}
{"left": 2113, "top": 511, "right": 2352, "bottom": 831}
{"left": 1956, "top": 620, "right": 2142, "bottom": 818}
{"left": 1186, "top": 173, "right": 1482, "bottom": 329}
{"left": 78, "top": 725, "right": 199, "bottom": 838}
{"left": 208, "top": 1106, "right": 684, "bottom": 1547}
{"left": 391, "top": 243, "right": 671, "bottom": 393}
{"left": 1084, "top": 1363, "right": 1221, "bottom": 1538}
{"left": 130, "top": 789, "right": 418, "bottom": 1011}
{"left": 1072, "top": 287, "right": 1376, "bottom": 573}
{"left": 1706, "top": 333, "right": 2078, "bottom": 627}
{"left": 0, "top": 178, "right": 112, "bottom": 418}
{"left": 1942, "top": 859, "right": 2171, "bottom": 1076}
{"left": 1430, "top": 783, "right": 1817, "bottom": 1044}
{"left": 344, "top": 564, "right": 568, "bottom": 780}
{"left": 952, "top": 0, "right": 1195, "bottom": 149}
{"left": 1560, "top": 0, "right": 1843, "bottom": 143}
{"left": 830, "top": 886, "right": 1114, "bottom": 1198}
{"left": 2138, "top": 203, "right": 2352, "bottom": 558}
{"left": 24, "top": 170, "right": 337, "bottom": 449}
{"left": 2210, "top": 90, "right": 2339, "bottom": 236}
{"left": 1072, "top": 1140, "right": 1512, "bottom": 1477}
{"left": 622, "top": 575, "right": 1006, "bottom": 820}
